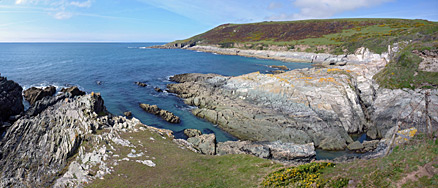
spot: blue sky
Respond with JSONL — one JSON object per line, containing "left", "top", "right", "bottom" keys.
{"left": 0, "top": 0, "right": 437, "bottom": 42}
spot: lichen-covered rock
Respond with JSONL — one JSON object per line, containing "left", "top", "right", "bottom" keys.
{"left": 23, "top": 86, "right": 56, "bottom": 105}
{"left": 0, "top": 75, "right": 23, "bottom": 122}
{"left": 184, "top": 129, "right": 202, "bottom": 138}
{"left": 139, "top": 103, "right": 180, "bottom": 123}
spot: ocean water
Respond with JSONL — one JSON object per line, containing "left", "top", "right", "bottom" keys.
{"left": 0, "top": 43, "right": 312, "bottom": 142}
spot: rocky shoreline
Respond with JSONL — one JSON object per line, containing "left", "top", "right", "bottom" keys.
{"left": 152, "top": 44, "right": 389, "bottom": 65}
{"left": 165, "top": 46, "right": 438, "bottom": 153}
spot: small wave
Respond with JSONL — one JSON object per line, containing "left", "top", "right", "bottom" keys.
{"left": 138, "top": 47, "right": 149, "bottom": 49}
{"left": 22, "top": 83, "right": 86, "bottom": 95}
{"left": 212, "top": 53, "right": 218, "bottom": 55}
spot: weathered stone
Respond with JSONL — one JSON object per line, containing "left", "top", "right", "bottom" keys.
{"left": 184, "top": 129, "right": 202, "bottom": 138}
{"left": 124, "top": 111, "right": 132, "bottom": 117}
{"left": 270, "top": 65, "right": 289, "bottom": 70}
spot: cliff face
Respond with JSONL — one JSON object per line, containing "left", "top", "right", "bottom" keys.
{"left": 0, "top": 75, "right": 23, "bottom": 124}
{"left": 167, "top": 55, "right": 438, "bottom": 150}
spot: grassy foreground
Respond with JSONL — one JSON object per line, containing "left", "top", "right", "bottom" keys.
{"left": 87, "top": 128, "right": 280, "bottom": 188}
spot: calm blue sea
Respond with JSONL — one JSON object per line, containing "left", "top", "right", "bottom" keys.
{"left": 0, "top": 43, "right": 312, "bottom": 142}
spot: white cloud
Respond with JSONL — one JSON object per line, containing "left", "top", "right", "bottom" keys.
{"left": 53, "top": 11, "right": 73, "bottom": 19}
{"left": 70, "top": 0, "right": 92, "bottom": 8}
{"left": 268, "top": 0, "right": 394, "bottom": 20}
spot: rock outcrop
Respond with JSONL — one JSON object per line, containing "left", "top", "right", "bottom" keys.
{"left": 0, "top": 75, "right": 23, "bottom": 123}
{"left": 167, "top": 52, "right": 438, "bottom": 151}
{"left": 187, "top": 133, "right": 216, "bottom": 155}
{"left": 0, "top": 84, "right": 174, "bottom": 187}
{"left": 139, "top": 103, "right": 180, "bottom": 123}
{"left": 23, "top": 86, "right": 56, "bottom": 106}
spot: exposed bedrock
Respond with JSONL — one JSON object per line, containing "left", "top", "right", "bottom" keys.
{"left": 139, "top": 103, "right": 180, "bottom": 123}
{"left": 167, "top": 59, "right": 438, "bottom": 150}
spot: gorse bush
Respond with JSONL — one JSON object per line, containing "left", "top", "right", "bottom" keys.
{"left": 262, "top": 162, "right": 340, "bottom": 188}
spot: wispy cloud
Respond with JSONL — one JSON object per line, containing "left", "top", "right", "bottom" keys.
{"left": 268, "top": 0, "right": 394, "bottom": 20}
{"left": 13, "top": 0, "right": 94, "bottom": 19}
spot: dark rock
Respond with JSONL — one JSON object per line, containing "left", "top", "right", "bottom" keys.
{"left": 0, "top": 76, "right": 24, "bottom": 122}
{"left": 124, "top": 111, "right": 132, "bottom": 117}
{"left": 135, "top": 82, "right": 147, "bottom": 87}
{"left": 184, "top": 129, "right": 202, "bottom": 138}
{"left": 139, "top": 103, "right": 180, "bottom": 123}
{"left": 24, "top": 86, "right": 56, "bottom": 106}
{"left": 169, "top": 73, "right": 220, "bottom": 83}
{"left": 187, "top": 134, "right": 216, "bottom": 155}
{"left": 154, "top": 87, "right": 163, "bottom": 92}
{"left": 271, "top": 70, "right": 285, "bottom": 74}
{"left": 61, "top": 86, "right": 85, "bottom": 97}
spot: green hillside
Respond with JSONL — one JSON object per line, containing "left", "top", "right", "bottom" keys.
{"left": 168, "top": 18, "right": 438, "bottom": 55}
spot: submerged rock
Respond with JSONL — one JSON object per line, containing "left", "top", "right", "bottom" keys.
{"left": 23, "top": 86, "right": 56, "bottom": 106}
{"left": 135, "top": 82, "right": 147, "bottom": 87}
{"left": 139, "top": 103, "right": 180, "bottom": 123}
{"left": 270, "top": 65, "right": 289, "bottom": 70}
{"left": 124, "top": 111, "right": 132, "bottom": 117}
{"left": 154, "top": 87, "right": 163, "bottom": 92}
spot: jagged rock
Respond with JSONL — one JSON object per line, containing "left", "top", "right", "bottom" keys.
{"left": 61, "top": 86, "right": 85, "bottom": 97}
{"left": 23, "top": 86, "right": 56, "bottom": 106}
{"left": 184, "top": 129, "right": 202, "bottom": 138}
{"left": 170, "top": 73, "right": 220, "bottom": 83}
{"left": 139, "top": 103, "right": 180, "bottom": 123}
{"left": 187, "top": 133, "right": 216, "bottom": 155}
{"left": 347, "top": 141, "right": 364, "bottom": 151}
{"left": 0, "top": 76, "right": 23, "bottom": 122}
{"left": 154, "top": 87, "right": 163, "bottom": 92}
{"left": 135, "top": 82, "right": 147, "bottom": 87}
{"left": 361, "top": 140, "right": 380, "bottom": 152}
{"left": 0, "top": 93, "right": 108, "bottom": 187}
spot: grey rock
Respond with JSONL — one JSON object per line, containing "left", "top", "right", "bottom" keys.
{"left": 187, "top": 134, "right": 216, "bottom": 155}
{"left": 347, "top": 141, "right": 364, "bottom": 151}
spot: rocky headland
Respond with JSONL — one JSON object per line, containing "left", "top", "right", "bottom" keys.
{"left": 166, "top": 45, "right": 438, "bottom": 153}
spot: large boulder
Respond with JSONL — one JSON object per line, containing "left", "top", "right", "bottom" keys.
{"left": 0, "top": 75, "right": 24, "bottom": 122}
{"left": 24, "top": 86, "right": 56, "bottom": 106}
{"left": 187, "top": 133, "right": 216, "bottom": 155}
{"left": 139, "top": 103, "right": 180, "bottom": 123}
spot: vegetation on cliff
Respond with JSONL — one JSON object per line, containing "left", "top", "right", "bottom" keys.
{"left": 168, "top": 18, "right": 437, "bottom": 55}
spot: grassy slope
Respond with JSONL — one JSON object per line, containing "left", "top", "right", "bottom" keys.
{"left": 88, "top": 127, "right": 280, "bottom": 188}
{"left": 170, "top": 18, "right": 438, "bottom": 54}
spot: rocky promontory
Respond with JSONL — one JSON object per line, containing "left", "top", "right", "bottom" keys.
{"left": 167, "top": 49, "right": 437, "bottom": 151}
